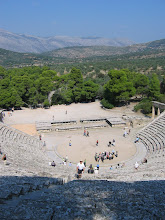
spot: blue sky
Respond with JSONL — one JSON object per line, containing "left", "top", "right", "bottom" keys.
{"left": 0, "top": 0, "right": 165, "bottom": 43}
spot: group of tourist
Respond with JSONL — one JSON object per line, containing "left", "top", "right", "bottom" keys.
{"left": 107, "top": 139, "right": 115, "bottom": 147}
{"left": 94, "top": 150, "right": 118, "bottom": 163}
{"left": 123, "top": 128, "right": 131, "bottom": 137}
{"left": 95, "top": 139, "right": 116, "bottom": 147}
{"left": 76, "top": 159, "right": 99, "bottom": 178}
{"left": 63, "top": 155, "right": 68, "bottom": 165}
{"left": 87, "top": 164, "right": 99, "bottom": 174}
{"left": 83, "top": 129, "right": 89, "bottom": 137}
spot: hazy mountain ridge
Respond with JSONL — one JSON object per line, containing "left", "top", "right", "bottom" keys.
{"left": 0, "top": 38, "right": 165, "bottom": 69}
{"left": 42, "top": 39, "right": 165, "bottom": 59}
{"left": 0, "top": 29, "right": 135, "bottom": 53}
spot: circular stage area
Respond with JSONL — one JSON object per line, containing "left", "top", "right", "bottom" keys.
{"left": 44, "top": 127, "right": 136, "bottom": 166}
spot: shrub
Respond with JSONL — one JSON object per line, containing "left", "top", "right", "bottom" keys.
{"left": 43, "top": 99, "right": 50, "bottom": 108}
{"left": 101, "top": 98, "right": 114, "bottom": 109}
{"left": 134, "top": 99, "right": 152, "bottom": 114}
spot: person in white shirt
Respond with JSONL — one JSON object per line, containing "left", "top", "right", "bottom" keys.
{"left": 135, "top": 161, "right": 139, "bottom": 170}
{"left": 77, "top": 159, "right": 85, "bottom": 178}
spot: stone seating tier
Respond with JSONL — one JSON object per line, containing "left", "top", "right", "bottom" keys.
{"left": 0, "top": 179, "right": 164, "bottom": 219}
{"left": 137, "top": 111, "right": 165, "bottom": 153}
{"left": 140, "top": 130, "right": 162, "bottom": 150}
{"left": 144, "top": 128, "right": 165, "bottom": 148}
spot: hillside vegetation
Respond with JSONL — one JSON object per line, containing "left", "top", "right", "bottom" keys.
{"left": 0, "top": 39, "right": 164, "bottom": 79}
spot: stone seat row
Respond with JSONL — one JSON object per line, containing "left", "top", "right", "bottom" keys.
{"left": 144, "top": 128, "right": 165, "bottom": 147}
{"left": 84, "top": 124, "right": 107, "bottom": 129}
{"left": 0, "top": 122, "right": 40, "bottom": 148}
{"left": 0, "top": 175, "right": 63, "bottom": 204}
{"left": 55, "top": 126, "right": 82, "bottom": 131}
{"left": 138, "top": 132, "right": 164, "bottom": 153}
{"left": 137, "top": 112, "right": 165, "bottom": 153}
{"left": 139, "top": 130, "right": 164, "bottom": 151}
{"left": 0, "top": 141, "right": 49, "bottom": 170}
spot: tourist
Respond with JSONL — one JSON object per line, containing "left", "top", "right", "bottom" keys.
{"left": 69, "top": 140, "right": 71, "bottom": 146}
{"left": 88, "top": 164, "right": 94, "bottom": 174}
{"left": 84, "top": 159, "right": 86, "bottom": 167}
{"left": 101, "top": 155, "right": 104, "bottom": 162}
{"left": 128, "top": 129, "right": 131, "bottom": 135}
{"left": 2, "top": 154, "right": 6, "bottom": 160}
{"left": 51, "top": 161, "right": 56, "bottom": 167}
{"left": 134, "top": 137, "right": 139, "bottom": 143}
{"left": 94, "top": 167, "right": 98, "bottom": 174}
{"left": 108, "top": 141, "right": 111, "bottom": 147}
{"left": 2, "top": 154, "right": 7, "bottom": 164}
{"left": 39, "top": 134, "right": 42, "bottom": 140}
{"left": 142, "top": 158, "right": 147, "bottom": 164}
{"left": 97, "top": 164, "right": 99, "bottom": 170}
{"left": 65, "top": 155, "right": 68, "bottom": 163}
{"left": 123, "top": 130, "right": 127, "bottom": 137}
{"left": 77, "top": 159, "right": 85, "bottom": 178}
{"left": 109, "top": 153, "right": 112, "bottom": 160}
{"left": 112, "top": 139, "right": 115, "bottom": 146}
{"left": 86, "top": 131, "right": 89, "bottom": 137}
{"left": 121, "top": 163, "right": 125, "bottom": 168}
{"left": 135, "top": 161, "right": 139, "bottom": 170}
{"left": 95, "top": 153, "right": 98, "bottom": 162}
{"left": 84, "top": 129, "right": 86, "bottom": 136}
{"left": 116, "top": 163, "right": 120, "bottom": 169}
{"left": 96, "top": 140, "right": 98, "bottom": 146}
{"left": 112, "top": 149, "right": 115, "bottom": 155}
{"left": 110, "top": 166, "right": 113, "bottom": 170}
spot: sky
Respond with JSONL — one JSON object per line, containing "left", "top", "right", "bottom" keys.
{"left": 0, "top": 0, "right": 165, "bottom": 43}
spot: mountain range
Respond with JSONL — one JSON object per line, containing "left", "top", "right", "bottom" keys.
{"left": 0, "top": 29, "right": 135, "bottom": 53}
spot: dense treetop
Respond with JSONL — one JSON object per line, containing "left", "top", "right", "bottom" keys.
{"left": 0, "top": 66, "right": 164, "bottom": 115}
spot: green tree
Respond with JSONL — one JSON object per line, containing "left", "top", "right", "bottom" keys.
{"left": 81, "top": 80, "right": 99, "bottom": 102}
{"left": 133, "top": 74, "right": 149, "bottom": 98}
{"left": 69, "top": 68, "right": 83, "bottom": 102}
{"left": 104, "top": 69, "right": 136, "bottom": 105}
{"left": 10, "top": 88, "right": 23, "bottom": 108}
{"left": 148, "top": 73, "right": 160, "bottom": 100}
{"left": 160, "top": 75, "right": 165, "bottom": 94}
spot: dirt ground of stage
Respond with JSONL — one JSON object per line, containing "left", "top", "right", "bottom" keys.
{"left": 4, "top": 101, "right": 142, "bottom": 166}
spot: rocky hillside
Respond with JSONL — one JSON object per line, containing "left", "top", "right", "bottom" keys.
{"left": 43, "top": 39, "right": 165, "bottom": 59}
{"left": 0, "top": 29, "right": 135, "bottom": 53}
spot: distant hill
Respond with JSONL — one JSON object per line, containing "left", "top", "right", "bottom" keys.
{"left": 0, "top": 39, "right": 165, "bottom": 77}
{"left": 0, "top": 29, "right": 135, "bottom": 53}
{"left": 0, "top": 48, "right": 41, "bottom": 67}
{"left": 43, "top": 39, "right": 165, "bottom": 59}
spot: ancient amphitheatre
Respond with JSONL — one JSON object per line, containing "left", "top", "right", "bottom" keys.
{"left": 6, "top": 101, "right": 140, "bottom": 165}
{"left": 0, "top": 101, "right": 165, "bottom": 219}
